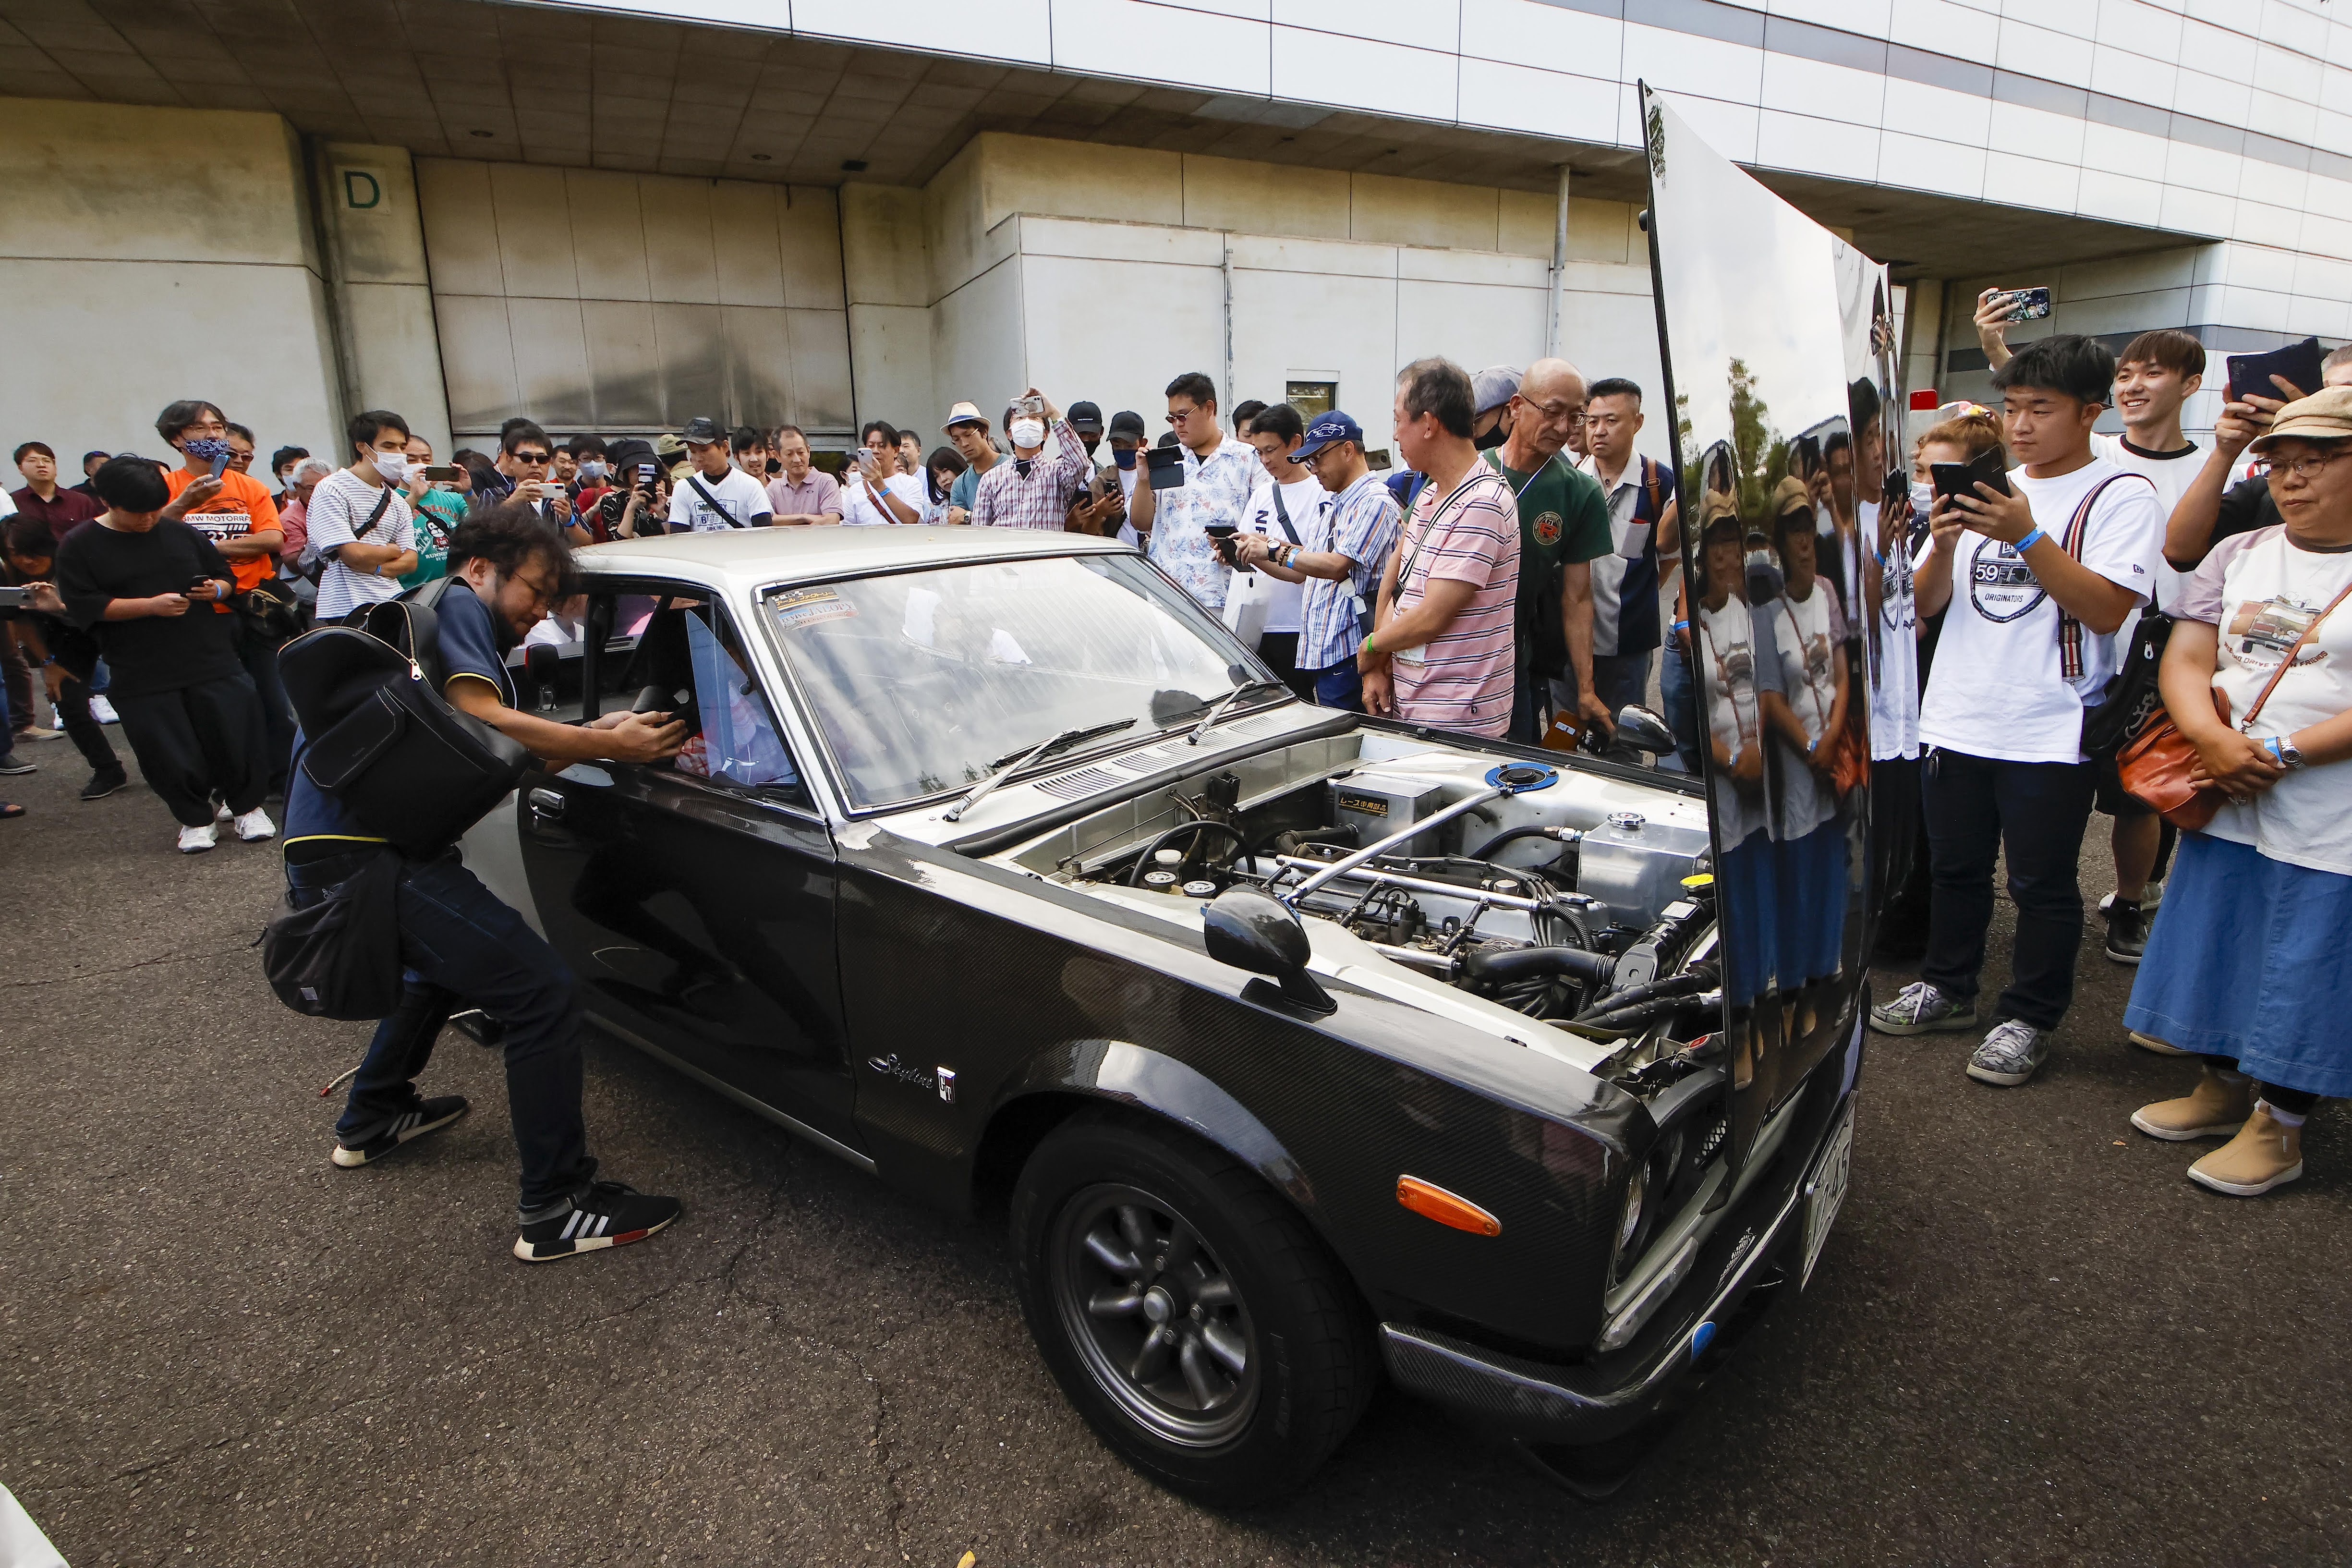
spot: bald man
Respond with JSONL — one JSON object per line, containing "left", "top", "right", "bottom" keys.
{"left": 1483, "top": 358, "right": 1616, "bottom": 744}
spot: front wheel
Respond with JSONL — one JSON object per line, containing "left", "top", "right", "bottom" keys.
{"left": 1010, "top": 1111, "right": 1373, "bottom": 1506}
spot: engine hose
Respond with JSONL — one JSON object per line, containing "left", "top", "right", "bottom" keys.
{"left": 1462, "top": 945, "right": 1616, "bottom": 989}
{"left": 1574, "top": 966, "right": 1716, "bottom": 1023}
{"left": 1579, "top": 988, "right": 1723, "bottom": 1034}
{"left": 1468, "top": 824, "right": 1567, "bottom": 861}
{"left": 1124, "top": 819, "right": 1248, "bottom": 886}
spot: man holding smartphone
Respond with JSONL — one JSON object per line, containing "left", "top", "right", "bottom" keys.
{"left": 487, "top": 421, "right": 587, "bottom": 545}
{"left": 970, "top": 389, "right": 1090, "bottom": 531}
{"left": 1232, "top": 410, "right": 1401, "bottom": 712}
{"left": 842, "top": 421, "right": 924, "bottom": 526}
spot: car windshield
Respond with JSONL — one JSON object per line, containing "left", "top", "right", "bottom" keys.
{"left": 760, "top": 552, "right": 1266, "bottom": 809}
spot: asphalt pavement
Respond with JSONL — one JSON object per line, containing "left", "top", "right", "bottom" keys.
{"left": 3, "top": 750, "right": 2348, "bottom": 1568}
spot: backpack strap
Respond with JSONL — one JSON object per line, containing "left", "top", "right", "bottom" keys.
{"left": 1641, "top": 455, "right": 1663, "bottom": 525}
{"left": 2055, "top": 473, "right": 2151, "bottom": 682}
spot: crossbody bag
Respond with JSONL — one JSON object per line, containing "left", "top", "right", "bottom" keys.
{"left": 685, "top": 475, "right": 744, "bottom": 528}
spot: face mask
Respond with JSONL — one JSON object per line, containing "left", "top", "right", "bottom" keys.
{"left": 373, "top": 450, "right": 408, "bottom": 483}
{"left": 1009, "top": 419, "right": 1046, "bottom": 450}
{"left": 577, "top": 461, "right": 606, "bottom": 482}
{"left": 1908, "top": 480, "right": 1935, "bottom": 522}
{"left": 183, "top": 435, "right": 232, "bottom": 463}
{"left": 1113, "top": 446, "right": 1138, "bottom": 471}
{"left": 1472, "top": 421, "right": 1508, "bottom": 451}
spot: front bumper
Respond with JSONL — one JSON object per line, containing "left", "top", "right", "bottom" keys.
{"left": 1379, "top": 1080, "right": 1853, "bottom": 1447}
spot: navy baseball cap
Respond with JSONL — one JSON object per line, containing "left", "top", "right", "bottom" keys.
{"left": 1291, "top": 410, "right": 1364, "bottom": 462}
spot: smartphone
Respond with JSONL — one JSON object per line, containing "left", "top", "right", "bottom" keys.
{"left": 1017, "top": 394, "right": 1045, "bottom": 417}
{"left": 1144, "top": 444, "right": 1187, "bottom": 492}
{"left": 207, "top": 453, "right": 230, "bottom": 479}
{"left": 423, "top": 465, "right": 461, "bottom": 483}
{"left": 1366, "top": 448, "right": 1394, "bottom": 472}
{"left": 1930, "top": 446, "right": 2012, "bottom": 503}
{"left": 2226, "top": 336, "right": 2325, "bottom": 406}
{"left": 1993, "top": 286, "right": 2052, "bottom": 323}
{"left": 637, "top": 462, "right": 656, "bottom": 486}
{"left": 0, "top": 585, "right": 26, "bottom": 609}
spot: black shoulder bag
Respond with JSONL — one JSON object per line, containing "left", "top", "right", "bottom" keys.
{"left": 278, "top": 576, "right": 533, "bottom": 857}
{"left": 259, "top": 849, "right": 405, "bottom": 1020}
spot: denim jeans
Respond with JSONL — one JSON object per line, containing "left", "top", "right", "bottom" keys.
{"left": 1659, "top": 638, "right": 1700, "bottom": 775}
{"left": 288, "top": 849, "right": 595, "bottom": 1211}
{"left": 1919, "top": 746, "right": 2097, "bottom": 1031}
{"left": 1308, "top": 657, "right": 1364, "bottom": 713}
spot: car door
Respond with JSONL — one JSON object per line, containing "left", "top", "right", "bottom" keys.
{"left": 515, "top": 577, "right": 858, "bottom": 1151}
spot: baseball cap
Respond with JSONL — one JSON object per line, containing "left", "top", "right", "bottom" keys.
{"left": 1107, "top": 410, "right": 1146, "bottom": 440}
{"left": 1291, "top": 411, "right": 1365, "bottom": 462}
{"left": 679, "top": 415, "right": 723, "bottom": 445}
{"left": 1470, "top": 365, "right": 1523, "bottom": 415}
{"left": 2250, "top": 386, "right": 2352, "bottom": 453}
{"left": 1067, "top": 401, "right": 1104, "bottom": 436}
{"left": 654, "top": 433, "right": 688, "bottom": 460}
{"left": 942, "top": 401, "right": 989, "bottom": 433}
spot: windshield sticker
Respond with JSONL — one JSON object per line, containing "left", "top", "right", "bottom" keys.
{"left": 771, "top": 586, "right": 859, "bottom": 631}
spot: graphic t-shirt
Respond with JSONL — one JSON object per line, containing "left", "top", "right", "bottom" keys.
{"left": 1869, "top": 528, "right": 1921, "bottom": 760}
{"left": 1916, "top": 456, "right": 2161, "bottom": 764}
{"left": 669, "top": 466, "right": 772, "bottom": 533}
{"left": 2178, "top": 526, "right": 2352, "bottom": 875}
{"left": 1765, "top": 583, "right": 1847, "bottom": 842}
{"left": 305, "top": 469, "right": 414, "bottom": 621}
{"left": 1386, "top": 469, "right": 1520, "bottom": 737}
{"left": 164, "top": 467, "right": 280, "bottom": 595}
{"left": 1697, "top": 594, "right": 1772, "bottom": 845}
{"left": 1239, "top": 474, "right": 1327, "bottom": 635}
{"left": 1489, "top": 451, "right": 1610, "bottom": 674}
{"left": 401, "top": 488, "right": 463, "bottom": 588}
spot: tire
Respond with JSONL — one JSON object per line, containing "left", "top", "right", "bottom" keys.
{"left": 1009, "top": 1109, "right": 1373, "bottom": 1507}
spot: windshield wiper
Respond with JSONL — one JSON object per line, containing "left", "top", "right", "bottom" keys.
{"left": 1186, "top": 679, "right": 1289, "bottom": 745}
{"left": 943, "top": 718, "right": 1139, "bottom": 822}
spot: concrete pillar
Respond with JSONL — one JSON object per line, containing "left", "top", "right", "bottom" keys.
{"left": 310, "top": 142, "right": 452, "bottom": 458}
{"left": 839, "top": 182, "right": 936, "bottom": 438}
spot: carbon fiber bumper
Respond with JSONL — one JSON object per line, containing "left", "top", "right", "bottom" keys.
{"left": 1379, "top": 1088, "right": 1849, "bottom": 1447}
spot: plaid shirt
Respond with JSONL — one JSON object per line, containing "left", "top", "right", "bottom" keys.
{"left": 1296, "top": 471, "right": 1402, "bottom": 671}
{"left": 1150, "top": 437, "right": 1260, "bottom": 609}
{"left": 971, "top": 419, "right": 1090, "bottom": 530}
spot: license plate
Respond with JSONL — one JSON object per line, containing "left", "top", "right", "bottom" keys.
{"left": 1800, "top": 1102, "right": 1854, "bottom": 1289}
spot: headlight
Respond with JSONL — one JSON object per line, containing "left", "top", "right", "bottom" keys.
{"left": 1612, "top": 1165, "right": 1649, "bottom": 1276}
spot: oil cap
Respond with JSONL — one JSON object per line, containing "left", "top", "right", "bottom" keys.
{"left": 1181, "top": 879, "right": 1218, "bottom": 899}
{"left": 1142, "top": 869, "right": 1179, "bottom": 890}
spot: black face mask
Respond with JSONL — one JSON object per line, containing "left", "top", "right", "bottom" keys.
{"left": 1472, "top": 420, "right": 1509, "bottom": 450}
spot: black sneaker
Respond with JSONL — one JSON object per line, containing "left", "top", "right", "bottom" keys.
{"left": 81, "top": 765, "right": 129, "bottom": 802}
{"left": 2104, "top": 899, "right": 2148, "bottom": 966}
{"left": 0, "top": 753, "right": 34, "bottom": 777}
{"left": 331, "top": 1096, "right": 470, "bottom": 1167}
{"left": 514, "top": 1180, "right": 681, "bottom": 1264}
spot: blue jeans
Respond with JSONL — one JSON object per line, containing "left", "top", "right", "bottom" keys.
{"left": 288, "top": 849, "right": 595, "bottom": 1211}
{"left": 1659, "top": 639, "right": 1700, "bottom": 775}
{"left": 1309, "top": 657, "right": 1364, "bottom": 713}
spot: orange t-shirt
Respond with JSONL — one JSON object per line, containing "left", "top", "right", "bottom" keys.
{"left": 165, "top": 467, "right": 282, "bottom": 596}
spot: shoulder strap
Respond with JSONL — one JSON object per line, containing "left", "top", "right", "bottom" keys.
{"left": 2055, "top": 473, "right": 2151, "bottom": 681}
{"left": 353, "top": 484, "right": 396, "bottom": 541}
{"left": 685, "top": 475, "right": 742, "bottom": 527}
{"left": 1268, "top": 483, "right": 1302, "bottom": 546}
{"left": 2241, "top": 572, "right": 2352, "bottom": 729}
{"left": 1641, "top": 455, "right": 1663, "bottom": 523}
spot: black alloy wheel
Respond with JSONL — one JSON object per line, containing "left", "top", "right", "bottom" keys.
{"left": 1010, "top": 1110, "right": 1374, "bottom": 1506}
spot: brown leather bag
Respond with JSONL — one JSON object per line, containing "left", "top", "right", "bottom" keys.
{"left": 2119, "top": 576, "right": 2352, "bottom": 829}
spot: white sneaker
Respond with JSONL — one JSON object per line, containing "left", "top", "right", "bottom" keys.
{"left": 231, "top": 806, "right": 276, "bottom": 842}
{"left": 177, "top": 823, "right": 218, "bottom": 853}
{"left": 213, "top": 798, "right": 233, "bottom": 825}
{"left": 90, "top": 695, "right": 121, "bottom": 725}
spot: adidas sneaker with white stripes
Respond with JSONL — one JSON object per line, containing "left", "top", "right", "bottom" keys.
{"left": 331, "top": 1096, "right": 470, "bottom": 1167}
{"left": 514, "top": 1180, "right": 682, "bottom": 1264}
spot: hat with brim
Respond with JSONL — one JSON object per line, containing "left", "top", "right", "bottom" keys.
{"left": 1771, "top": 475, "right": 1813, "bottom": 519}
{"left": 942, "top": 401, "right": 989, "bottom": 433}
{"left": 1470, "top": 365, "right": 1523, "bottom": 415}
{"left": 1067, "top": 401, "right": 1104, "bottom": 436}
{"left": 2250, "top": 387, "right": 2352, "bottom": 453}
{"left": 654, "top": 433, "right": 687, "bottom": 459}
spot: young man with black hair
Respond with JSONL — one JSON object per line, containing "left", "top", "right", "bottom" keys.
{"left": 730, "top": 425, "right": 771, "bottom": 486}
{"left": 1136, "top": 371, "right": 1260, "bottom": 610}
{"left": 4, "top": 521, "right": 126, "bottom": 799}
{"left": 280, "top": 502, "right": 689, "bottom": 1262}
{"left": 670, "top": 416, "right": 774, "bottom": 532}
{"left": 1875, "top": 335, "right": 2162, "bottom": 1087}
{"left": 1231, "top": 402, "right": 1325, "bottom": 694}
{"left": 970, "top": 389, "right": 1090, "bottom": 531}
{"left": 842, "top": 420, "right": 923, "bottom": 527}
{"left": 1571, "top": 375, "right": 1677, "bottom": 748}
{"left": 55, "top": 456, "right": 273, "bottom": 851}
{"left": 307, "top": 409, "right": 421, "bottom": 621}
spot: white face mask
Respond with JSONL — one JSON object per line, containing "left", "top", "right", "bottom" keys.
{"left": 373, "top": 450, "right": 408, "bottom": 483}
{"left": 1009, "top": 418, "right": 1046, "bottom": 451}
{"left": 577, "top": 460, "right": 606, "bottom": 482}
{"left": 1908, "top": 480, "right": 1935, "bottom": 522}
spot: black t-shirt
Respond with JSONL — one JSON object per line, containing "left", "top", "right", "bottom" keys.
{"left": 2205, "top": 474, "right": 2279, "bottom": 553}
{"left": 54, "top": 518, "right": 242, "bottom": 697}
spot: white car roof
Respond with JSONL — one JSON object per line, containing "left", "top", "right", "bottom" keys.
{"left": 576, "top": 524, "right": 1134, "bottom": 594}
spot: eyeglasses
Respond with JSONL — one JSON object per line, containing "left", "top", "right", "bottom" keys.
{"left": 512, "top": 450, "right": 552, "bottom": 465}
{"left": 1519, "top": 398, "right": 1586, "bottom": 426}
{"left": 1166, "top": 407, "right": 1202, "bottom": 424}
{"left": 509, "top": 570, "right": 561, "bottom": 610}
{"left": 2268, "top": 450, "right": 2349, "bottom": 480}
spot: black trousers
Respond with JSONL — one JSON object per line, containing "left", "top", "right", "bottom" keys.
{"left": 50, "top": 672, "right": 120, "bottom": 773}
{"left": 234, "top": 621, "right": 296, "bottom": 796}
{"left": 1257, "top": 632, "right": 1318, "bottom": 703}
{"left": 110, "top": 671, "right": 267, "bottom": 827}
{"left": 0, "top": 626, "right": 31, "bottom": 736}
{"left": 1919, "top": 746, "right": 2096, "bottom": 1031}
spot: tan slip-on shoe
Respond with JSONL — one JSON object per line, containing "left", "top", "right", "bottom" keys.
{"left": 2187, "top": 1106, "right": 2304, "bottom": 1196}
{"left": 2131, "top": 1069, "right": 2254, "bottom": 1141}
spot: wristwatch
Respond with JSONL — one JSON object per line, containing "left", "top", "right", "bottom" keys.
{"left": 2274, "top": 735, "right": 2307, "bottom": 769}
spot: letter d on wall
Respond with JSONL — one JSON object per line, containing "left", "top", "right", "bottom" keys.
{"left": 342, "top": 170, "right": 381, "bottom": 210}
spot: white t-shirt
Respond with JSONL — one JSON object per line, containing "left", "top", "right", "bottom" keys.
{"left": 2181, "top": 526, "right": 2352, "bottom": 875}
{"left": 1115, "top": 463, "right": 1144, "bottom": 548}
{"left": 1697, "top": 595, "right": 1769, "bottom": 845}
{"left": 1916, "top": 456, "right": 2161, "bottom": 765}
{"left": 1764, "top": 582, "right": 1846, "bottom": 842}
{"left": 841, "top": 470, "right": 924, "bottom": 528}
{"left": 1239, "top": 475, "right": 1323, "bottom": 635}
{"left": 1868, "top": 528, "right": 1921, "bottom": 760}
{"left": 669, "top": 466, "right": 771, "bottom": 533}
{"left": 306, "top": 468, "right": 411, "bottom": 620}
{"left": 2093, "top": 432, "right": 2202, "bottom": 610}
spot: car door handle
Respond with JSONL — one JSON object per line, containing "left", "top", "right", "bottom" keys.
{"left": 527, "top": 787, "right": 566, "bottom": 821}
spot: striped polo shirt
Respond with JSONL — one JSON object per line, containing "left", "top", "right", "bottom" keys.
{"left": 1388, "top": 468, "right": 1520, "bottom": 737}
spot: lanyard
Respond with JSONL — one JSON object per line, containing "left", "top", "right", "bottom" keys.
{"left": 1482, "top": 449, "right": 1557, "bottom": 506}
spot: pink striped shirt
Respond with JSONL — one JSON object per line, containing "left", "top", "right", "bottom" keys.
{"left": 1388, "top": 469, "right": 1520, "bottom": 737}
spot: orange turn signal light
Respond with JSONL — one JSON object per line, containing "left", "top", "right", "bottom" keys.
{"left": 1396, "top": 1175, "right": 1502, "bottom": 1237}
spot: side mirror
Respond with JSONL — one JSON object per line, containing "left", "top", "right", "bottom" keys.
{"left": 1613, "top": 704, "right": 1677, "bottom": 757}
{"left": 1203, "top": 887, "right": 1334, "bottom": 1015}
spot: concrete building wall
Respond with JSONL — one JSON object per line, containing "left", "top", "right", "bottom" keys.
{"left": 313, "top": 142, "right": 451, "bottom": 459}
{"left": 0, "top": 98, "right": 342, "bottom": 472}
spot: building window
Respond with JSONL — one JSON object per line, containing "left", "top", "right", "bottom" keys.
{"left": 1285, "top": 379, "right": 1337, "bottom": 418}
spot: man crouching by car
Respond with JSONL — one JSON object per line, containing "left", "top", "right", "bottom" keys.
{"left": 282, "top": 502, "right": 689, "bottom": 1262}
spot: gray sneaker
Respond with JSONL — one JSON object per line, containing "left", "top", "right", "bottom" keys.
{"left": 1966, "top": 1020, "right": 2050, "bottom": 1086}
{"left": 1869, "top": 980, "right": 1978, "bottom": 1036}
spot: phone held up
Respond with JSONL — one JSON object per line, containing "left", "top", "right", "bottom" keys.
{"left": 2226, "top": 336, "right": 2325, "bottom": 407}
{"left": 1929, "top": 445, "right": 2012, "bottom": 506}
{"left": 1989, "top": 286, "right": 2051, "bottom": 324}
{"left": 0, "top": 585, "right": 27, "bottom": 610}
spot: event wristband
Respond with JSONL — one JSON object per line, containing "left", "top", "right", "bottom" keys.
{"left": 1672, "top": 620, "right": 1688, "bottom": 632}
{"left": 2014, "top": 526, "right": 2047, "bottom": 552}
{"left": 2265, "top": 737, "right": 2286, "bottom": 765}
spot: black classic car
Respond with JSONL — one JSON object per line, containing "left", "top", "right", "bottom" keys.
{"left": 459, "top": 532, "right": 1857, "bottom": 1503}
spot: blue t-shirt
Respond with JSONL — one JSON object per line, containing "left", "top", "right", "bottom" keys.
{"left": 284, "top": 580, "right": 517, "bottom": 851}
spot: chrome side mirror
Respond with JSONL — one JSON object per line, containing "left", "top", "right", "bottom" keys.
{"left": 1613, "top": 704, "right": 1678, "bottom": 757}
{"left": 1203, "top": 887, "right": 1334, "bottom": 1014}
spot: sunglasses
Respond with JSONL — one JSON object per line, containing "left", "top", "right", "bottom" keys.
{"left": 513, "top": 450, "right": 552, "bottom": 464}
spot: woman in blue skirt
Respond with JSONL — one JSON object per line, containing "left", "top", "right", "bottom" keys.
{"left": 2125, "top": 388, "right": 2352, "bottom": 1195}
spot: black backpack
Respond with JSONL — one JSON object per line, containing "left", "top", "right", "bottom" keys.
{"left": 278, "top": 577, "right": 532, "bottom": 858}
